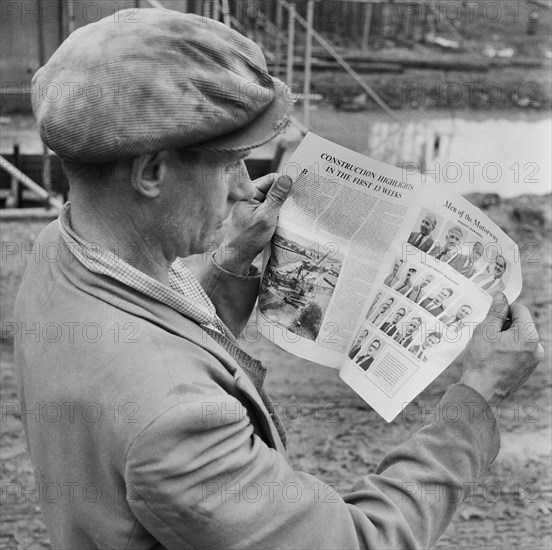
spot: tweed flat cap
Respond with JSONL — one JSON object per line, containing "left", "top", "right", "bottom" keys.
{"left": 32, "top": 8, "right": 294, "bottom": 163}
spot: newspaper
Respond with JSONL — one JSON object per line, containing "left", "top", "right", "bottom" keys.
{"left": 256, "top": 132, "right": 522, "bottom": 422}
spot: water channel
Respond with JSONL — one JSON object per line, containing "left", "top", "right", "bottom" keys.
{"left": 303, "top": 107, "right": 551, "bottom": 198}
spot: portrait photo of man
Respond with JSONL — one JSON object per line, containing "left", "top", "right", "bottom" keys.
{"left": 429, "top": 226, "right": 465, "bottom": 268}
{"left": 408, "top": 212, "right": 438, "bottom": 252}
{"left": 409, "top": 332, "right": 442, "bottom": 362}
{"left": 364, "top": 291, "right": 383, "bottom": 320}
{"left": 443, "top": 305, "right": 473, "bottom": 334}
{"left": 384, "top": 259, "right": 404, "bottom": 287}
{"left": 420, "top": 288, "right": 454, "bottom": 317}
{"left": 369, "top": 297, "right": 395, "bottom": 325}
{"left": 394, "top": 267, "right": 417, "bottom": 295}
{"left": 473, "top": 255, "right": 507, "bottom": 295}
{"left": 407, "top": 274, "right": 435, "bottom": 303}
{"left": 356, "top": 339, "right": 382, "bottom": 371}
{"left": 380, "top": 308, "right": 407, "bottom": 337}
{"left": 393, "top": 317, "right": 423, "bottom": 348}
{"left": 457, "top": 241, "right": 484, "bottom": 278}
{"left": 348, "top": 329, "right": 370, "bottom": 359}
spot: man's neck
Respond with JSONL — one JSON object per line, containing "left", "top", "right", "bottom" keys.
{"left": 69, "top": 198, "right": 173, "bottom": 286}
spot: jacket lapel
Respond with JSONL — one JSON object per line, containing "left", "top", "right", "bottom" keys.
{"left": 59, "top": 241, "right": 287, "bottom": 455}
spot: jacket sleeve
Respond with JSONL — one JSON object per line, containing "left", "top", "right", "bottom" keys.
{"left": 125, "top": 383, "right": 499, "bottom": 550}
{"left": 197, "top": 252, "right": 261, "bottom": 336}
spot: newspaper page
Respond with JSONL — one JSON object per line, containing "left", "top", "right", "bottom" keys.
{"left": 257, "top": 132, "right": 426, "bottom": 368}
{"left": 340, "top": 179, "right": 522, "bottom": 421}
{"left": 256, "top": 132, "right": 522, "bottom": 421}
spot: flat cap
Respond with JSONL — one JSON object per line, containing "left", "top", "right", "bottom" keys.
{"left": 32, "top": 8, "right": 294, "bottom": 163}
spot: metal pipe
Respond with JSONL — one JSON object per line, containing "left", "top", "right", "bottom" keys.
{"left": 279, "top": 1, "right": 403, "bottom": 124}
{"left": 143, "top": 0, "right": 167, "bottom": 10}
{"left": 286, "top": 3, "right": 296, "bottom": 85}
{"left": 67, "top": 0, "right": 75, "bottom": 33}
{"left": 274, "top": 1, "right": 283, "bottom": 78}
{"left": 303, "top": 0, "right": 315, "bottom": 127}
{"left": 221, "top": 0, "right": 230, "bottom": 25}
{"left": 0, "top": 156, "right": 64, "bottom": 210}
{"left": 58, "top": 0, "right": 65, "bottom": 43}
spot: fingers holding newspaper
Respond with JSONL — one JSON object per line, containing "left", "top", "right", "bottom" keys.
{"left": 460, "top": 292, "right": 544, "bottom": 404}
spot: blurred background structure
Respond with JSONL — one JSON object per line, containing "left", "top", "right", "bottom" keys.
{"left": 1, "top": 1, "right": 551, "bottom": 210}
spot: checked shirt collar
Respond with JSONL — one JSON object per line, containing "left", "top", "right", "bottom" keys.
{"left": 58, "top": 203, "right": 227, "bottom": 335}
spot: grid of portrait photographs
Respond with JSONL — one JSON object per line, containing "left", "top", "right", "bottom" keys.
{"left": 405, "top": 208, "right": 511, "bottom": 296}
{"left": 348, "top": 254, "right": 484, "bottom": 369}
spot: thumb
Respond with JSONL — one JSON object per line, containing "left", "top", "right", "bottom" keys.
{"left": 265, "top": 175, "right": 292, "bottom": 208}
{"left": 482, "top": 292, "right": 509, "bottom": 327}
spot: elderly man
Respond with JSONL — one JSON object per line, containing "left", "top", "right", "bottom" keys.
{"left": 408, "top": 213, "right": 437, "bottom": 252}
{"left": 14, "top": 8, "right": 543, "bottom": 550}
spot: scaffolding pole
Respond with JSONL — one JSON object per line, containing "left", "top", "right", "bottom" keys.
{"left": 0, "top": 156, "right": 64, "bottom": 210}
{"left": 274, "top": 1, "right": 283, "bottom": 78}
{"left": 303, "top": 1, "right": 315, "bottom": 126}
{"left": 286, "top": 3, "right": 296, "bottom": 85}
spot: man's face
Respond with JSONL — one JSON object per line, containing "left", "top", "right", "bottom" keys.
{"left": 473, "top": 244, "right": 483, "bottom": 262}
{"left": 160, "top": 150, "right": 254, "bottom": 256}
{"left": 434, "top": 289, "right": 451, "bottom": 305}
{"left": 424, "top": 335, "right": 440, "bottom": 348}
{"left": 356, "top": 330, "right": 369, "bottom": 345}
{"left": 457, "top": 306, "right": 472, "bottom": 320}
{"left": 393, "top": 310, "right": 406, "bottom": 323}
{"left": 445, "top": 229, "right": 462, "bottom": 248}
{"left": 392, "top": 261, "right": 401, "bottom": 275}
{"left": 381, "top": 299, "right": 393, "bottom": 312}
{"left": 367, "top": 341, "right": 380, "bottom": 356}
{"left": 406, "top": 268, "right": 416, "bottom": 280}
{"left": 494, "top": 256, "right": 506, "bottom": 278}
{"left": 405, "top": 320, "right": 420, "bottom": 335}
{"left": 421, "top": 275, "right": 434, "bottom": 287}
{"left": 420, "top": 216, "right": 434, "bottom": 236}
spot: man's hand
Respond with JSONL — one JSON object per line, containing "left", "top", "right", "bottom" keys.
{"left": 461, "top": 292, "right": 544, "bottom": 404}
{"left": 214, "top": 173, "right": 292, "bottom": 275}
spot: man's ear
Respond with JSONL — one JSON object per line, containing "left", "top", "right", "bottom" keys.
{"left": 130, "top": 151, "right": 168, "bottom": 198}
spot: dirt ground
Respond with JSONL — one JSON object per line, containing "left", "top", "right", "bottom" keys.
{"left": 1, "top": 193, "right": 551, "bottom": 549}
